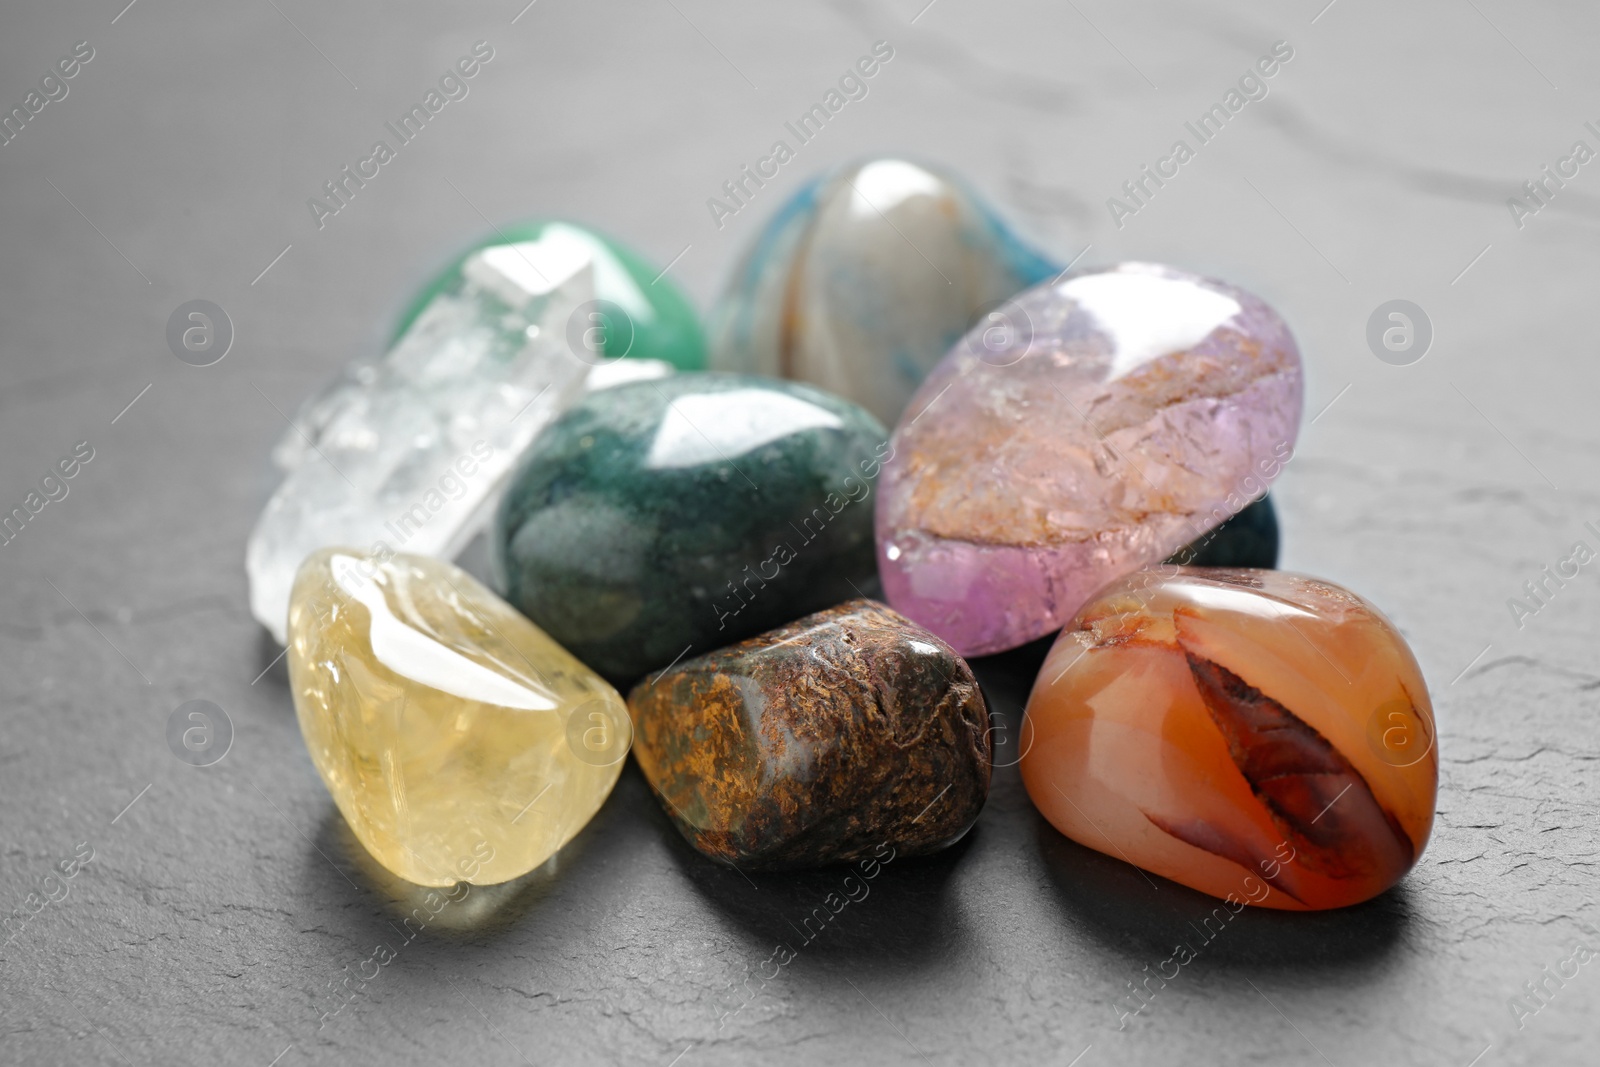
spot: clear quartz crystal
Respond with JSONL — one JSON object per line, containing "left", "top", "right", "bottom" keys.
{"left": 247, "top": 240, "right": 597, "bottom": 644}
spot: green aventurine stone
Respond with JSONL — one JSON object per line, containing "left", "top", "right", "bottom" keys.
{"left": 392, "top": 220, "right": 707, "bottom": 370}
{"left": 492, "top": 373, "right": 889, "bottom": 686}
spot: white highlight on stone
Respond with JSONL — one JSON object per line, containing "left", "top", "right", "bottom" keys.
{"left": 584, "top": 358, "right": 675, "bottom": 392}
{"left": 247, "top": 237, "right": 597, "bottom": 644}
{"left": 645, "top": 389, "right": 843, "bottom": 470}
{"left": 1059, "top": 265, "right": 1242, "bottom": 381}
{"left": 1179, "top": 581, "right": 1319, "bottom": 624}
{"left": 328, "top": 554, "right": 557, "bottom": 711}
{"left": 849, "top": 159, "right": 945, "bottom": 216}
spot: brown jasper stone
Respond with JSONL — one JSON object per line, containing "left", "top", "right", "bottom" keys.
{"left": 627, "top": 599, "right": 992, "bottom": 870}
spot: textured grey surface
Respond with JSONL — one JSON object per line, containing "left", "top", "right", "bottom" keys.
{"left": 2, "top": 1, "right": 1597, "bottom": 1064}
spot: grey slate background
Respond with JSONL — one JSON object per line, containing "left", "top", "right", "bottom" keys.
{"left": 2, "top": 0, "right": 1597, "bottom": 1064}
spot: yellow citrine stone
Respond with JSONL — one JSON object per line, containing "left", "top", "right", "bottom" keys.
{"left": 286, "top": 547, "right": 630, "bottom": 887}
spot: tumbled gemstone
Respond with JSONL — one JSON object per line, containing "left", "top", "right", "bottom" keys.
{"left": 708, "top": 157, "right": 1059, "bottom": 427}
{"left": 1021, "top": 568, "right": 1436, "bottom": 910}
{"left": 629, "top": 599, "right": 991, "bottom": 869}
{"left": 287, "top": 548, "right": 629, "bottom": 887}
{"left": 877, "top": 261, "right": 1303, "bottom": 656}
{"left": 1166, "top": 494, "right": 1279, "bottom": 568}
{"left": 248, "top": 234, "right": 598, "bottom": 643}
{"left": 492, "top": 373, "right": 889, "bottom": 686}
{"left": 393, "top": 219, "right": 707, "bottom": 370}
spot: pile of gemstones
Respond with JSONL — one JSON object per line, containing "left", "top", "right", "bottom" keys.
{"left": 251, "top": 158, "right": 1437, "bottom": 909}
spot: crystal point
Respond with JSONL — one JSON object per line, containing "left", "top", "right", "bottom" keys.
{"left": 393, "top": 220, "right": 707, "bottom": 371}
{"left": 248, "top": 235, "right": 597, "bottom": 643}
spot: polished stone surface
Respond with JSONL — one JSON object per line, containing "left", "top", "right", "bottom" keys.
{"left": 6, "top": 3, "right": 1596, "bottom": 1064}
{"left": 628, "top": 599, "right": 990, "bottom": 870}
{"left": 878, "top": 262, "right": 1303, "bottom": 657}
{"left": 492, "top": 373, "right": 888, "bottom": 686}
{"left": 708, "top": 157, "right": 1058, "bottom": 426}
{"left": 247, "top": 234, "right": 596, "bottom": 643}
{"left": 392, "top": 219, "right": 707, "bottom": 371}
{"left": 1022, "top": 568, "right": 1436, "bottom": 911}
{"left": 1167, "top": 493, "right": 1280, "bottom": 569}
{"left": 287, "top": 549, "right": 628, "bottom": 887}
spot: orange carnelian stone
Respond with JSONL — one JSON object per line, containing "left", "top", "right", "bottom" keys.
{"left": 1021, "top": 568, "right": 1436, "bottom": 910}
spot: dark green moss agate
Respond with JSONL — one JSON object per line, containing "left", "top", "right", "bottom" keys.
{"left": 1167, "top": 494, "right": 1280, "bottom": 569}
{"left": 492, "top": 373, "right": 889, "bottom": 686}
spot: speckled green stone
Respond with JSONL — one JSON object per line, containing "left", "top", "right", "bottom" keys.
{"left": 492, "top": 373, "right": 889, "bottom": 685}
{"left": 393, "top": 220, "right": 707, "bottom": 370}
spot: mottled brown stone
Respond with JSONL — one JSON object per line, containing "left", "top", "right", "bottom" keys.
{"left": 627, "top": 599, "right": 992, "bottom": 870}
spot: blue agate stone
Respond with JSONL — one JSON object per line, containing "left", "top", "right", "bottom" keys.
{"left": 708, "top": 157, "right": 1060, "bottom": 426}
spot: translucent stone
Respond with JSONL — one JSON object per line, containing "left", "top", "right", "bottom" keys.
{"left": 247, "top": 236, "right": 597, "bottom": 644}
{"left": 877, "top": 261, "right": 1303, "bottom": 656}
{"left": 708, "top": 157, "right": 1059, "bottom": 427}
{"left": 391, "top": 219, "right": 707, "bottom": 371}
{"left": 1022, "top": 568, "right": 1437, "bottom": 910}
{"left": 287, "top": 548, "right": 630, "bottom": 887}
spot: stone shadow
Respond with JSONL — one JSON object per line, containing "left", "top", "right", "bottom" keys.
{"left": 970, "top": 631, "right": 1059, "bottom": 777}
{"left": 254, "top": 628, "right": 292, "bottom": 695}
{"left": 969, "top": 624, "right": 1411, "bottom": 981}
{"left": 1031, "top": 808, "right": 1413, "bottom": 978}
{"left": 313, "top": 778, "right": 625, "bottom": 941}
{"left": 652, "top": 771, "right": 981, "bottom": 978}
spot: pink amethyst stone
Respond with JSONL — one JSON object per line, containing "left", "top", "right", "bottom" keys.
{"left": 875, "top": 262, "right": 1303, "bottom": 656}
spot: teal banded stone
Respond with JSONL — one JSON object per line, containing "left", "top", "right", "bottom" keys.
{"left": 709, "top": 157, "right": 1060, "bottom": 426}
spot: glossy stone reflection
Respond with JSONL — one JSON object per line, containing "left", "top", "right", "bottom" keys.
{"left": 877, "top": 262, "right": 1303, "bottom": 657}
{"left": 493, "top": 373, "right": 888, "bottom": 686}
{"left": 709, "top": 157, "right": 1059, "bottom": 426}
{"left": 287, "top": 549, "right": 629, "bottom": 887}
{"left": 629, "top": 599, "right": 991, "bottom": 869}
{"left": 1021, "top": 568, "right": 1436, "bottom": 910}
